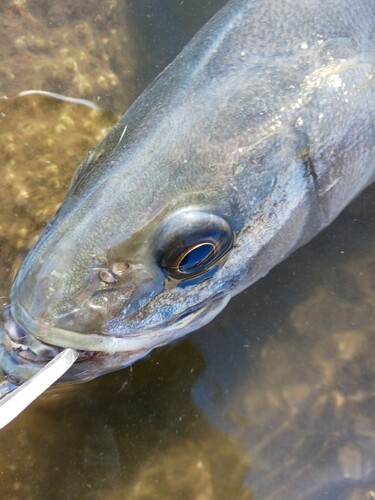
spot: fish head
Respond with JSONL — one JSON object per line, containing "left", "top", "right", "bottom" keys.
{"left": 8, "top": 18, "right": 324, "bottom": 377}
{"left": 8, "top": 115, "right": 247, "bottom": 374}
{"left": 9, "top": 98, "right": 314, "bottom": 377}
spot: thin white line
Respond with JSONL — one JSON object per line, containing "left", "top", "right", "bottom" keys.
{"left": 17, "top": 90, "right": 100, "bottom": 110}
{"left": 117, "top": 123, "right": 128, "bottom": 146}
{"left": 0, "top": 348, "right": 79, "bottom": 429}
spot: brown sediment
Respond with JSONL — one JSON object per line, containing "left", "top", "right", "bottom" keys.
{"left": 0, "top": 0, "right": 137, "bottom": 110}
{"left": 0, "top": 94, "right": 118, "bottom": 298}
{"left": 0, "top": 0, "right": 138, "bottom": 299}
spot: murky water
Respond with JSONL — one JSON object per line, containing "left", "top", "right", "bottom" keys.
{"left": 0, "top": 1, "right": 374, "bottom": 499}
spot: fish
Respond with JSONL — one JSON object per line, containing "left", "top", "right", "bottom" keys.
{"left": 2, "top": 0, "right": 375, "bottom": 387}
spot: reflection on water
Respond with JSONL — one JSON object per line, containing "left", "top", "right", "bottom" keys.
{"left": 0, "top": 342, "right": 251, "bottom": 499}
{"left": 192, "top": 183, "right": 375, "bottom": 499}
{"left": 128, "top": 0, "right": 228, "bottom": 89}
{"left": 0, "top": 1, "right": 375, "bottom": 499}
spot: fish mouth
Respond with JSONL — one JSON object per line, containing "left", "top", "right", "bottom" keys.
{"left": 11, "top": 301, "right": 173, "bottom": 355}
{"left": 0, "top": 305, "right": 108, "bottom": 383}
{"left": 11, "top": 292, "right": 230, "bottom": 356}
{"left": 2, "top": 292, "right": 229, "bottom": 385}
{"left": 0, "top": 305, "right": 150, "bottom": 385}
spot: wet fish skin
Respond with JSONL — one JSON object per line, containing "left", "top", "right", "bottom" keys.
{"left": 8, "top": 0, "right": 375, "bottom": 380}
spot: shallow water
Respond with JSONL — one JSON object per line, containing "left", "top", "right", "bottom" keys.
{"left": 0, "top": 1, "right": 375, "bottom": 499}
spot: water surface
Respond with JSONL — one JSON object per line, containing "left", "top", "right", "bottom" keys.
{"left": 0, "top": 1, "right": 374, "bottom": 499}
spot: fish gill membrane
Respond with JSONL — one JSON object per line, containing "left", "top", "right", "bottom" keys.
{"left": 1, "top": 0, "right": 375, "bottom": 426}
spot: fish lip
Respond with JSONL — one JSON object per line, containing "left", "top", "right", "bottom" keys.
{"left": 1, "top": 305, "right": 88, "bottom": 365}
{"left": 11, "top": 300, "right": 171, "bottom": 355}
{"left": 0, "top": 306, "right": 131, "bottom": 385}
{"left": 11, "top": 292, "right": 230, "bottom": 355}
{"left": 2, "top": 304, "right": 61, "bottom": 358}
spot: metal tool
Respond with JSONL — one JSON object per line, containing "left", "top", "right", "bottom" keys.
{"left": 0, "top": 348, "right": 79, "bottom": 429}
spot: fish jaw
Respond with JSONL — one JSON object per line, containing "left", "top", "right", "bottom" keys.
{"left": 0, "top": 306, "right": 152, "bottom": 385}
{"left": 11, "top": 287, "right": 231, "bottom": 355}
{"left": 0, "top": 288, "right": 231, "bottom": 386}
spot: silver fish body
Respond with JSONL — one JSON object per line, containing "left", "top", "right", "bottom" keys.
{"left": 6, "top": 0, "right": 375, "bottom": 381}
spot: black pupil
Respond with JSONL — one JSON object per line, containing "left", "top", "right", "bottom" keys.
{"left": 178, "top": 243, "right": 214, "bottom": 272}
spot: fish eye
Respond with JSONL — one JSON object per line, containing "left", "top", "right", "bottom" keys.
{"left": 177, "top": 242, "right": 215, "bottom": 272}
{"left": 155, "top": 209, "right": 233, "bottom": 279}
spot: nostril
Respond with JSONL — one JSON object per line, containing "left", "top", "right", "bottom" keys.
{"left": 99, "top": 269, "right": 117, "bottom": 284}
{"left": 112, "top": 262, "right": 129, "bottom": 276}
{"left": 98, "top": 263, "right": 130, "bottom": 284}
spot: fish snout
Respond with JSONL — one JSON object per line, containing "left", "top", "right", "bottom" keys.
{"left": 11, "top": 253, "right": 164, "bottom": 340}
